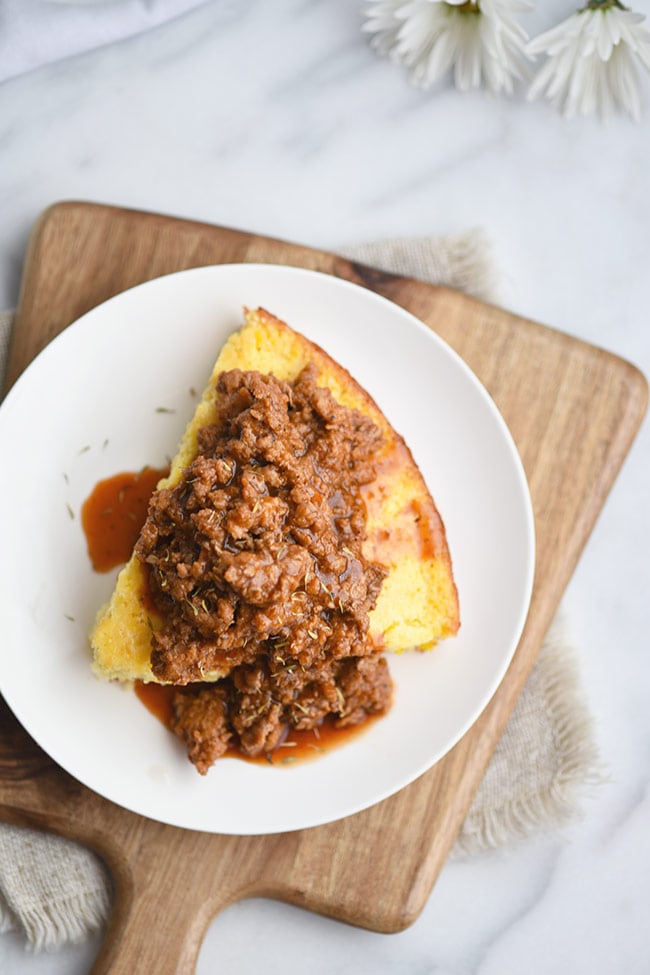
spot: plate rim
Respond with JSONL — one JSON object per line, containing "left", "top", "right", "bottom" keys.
{"left": 0, "top": 262, "right": 536, "bottom": 834}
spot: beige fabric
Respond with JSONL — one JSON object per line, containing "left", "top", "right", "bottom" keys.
{"left": 0, "top": 824, "right": 111, "bottom": 951}
{"left": 341, "top": 229, "right": 502, "bottom": 303}
{"left": 452, "top": 612, "right": 602, "bottom": 857}
{"left": 0, "top": 233, "right": 602, "bottom": 949}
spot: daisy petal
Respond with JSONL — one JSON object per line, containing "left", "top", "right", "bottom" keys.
{"left": 526, "top": 2, "right": 650, "bottom": 121}
{"left": 363, "top": 0, "right": 529, "bottom": 94}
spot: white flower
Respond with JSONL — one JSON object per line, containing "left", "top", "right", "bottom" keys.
{"left": 527, "top": 1, "right": 650, "bottom": 121}
{"left": 362, "top": 0, "right": 531, "bottom": 94}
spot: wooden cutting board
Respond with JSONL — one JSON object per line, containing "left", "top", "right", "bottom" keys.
{"left": 1, "top": 202, "right": 647, "bottom": 973}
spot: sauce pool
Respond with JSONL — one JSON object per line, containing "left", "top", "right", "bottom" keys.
{"left": 134, "top": 680, "right": 379, "bottom": 766}
{"left": 81, "top": 466, "right": 168, "bottom": 571}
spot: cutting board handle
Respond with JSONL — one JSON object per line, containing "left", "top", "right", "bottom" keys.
{"left": 88, "top": 827, "right": 295, "bottom": 974}
{"left": 91, "top": 833, "right": 249, "bottom": 974}
{"left": 92, "top": 885, "right": 211, "bottom": 974}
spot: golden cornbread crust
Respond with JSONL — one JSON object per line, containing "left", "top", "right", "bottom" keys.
{"left": 91, "top": 308, "right": 459, "bottom": 684}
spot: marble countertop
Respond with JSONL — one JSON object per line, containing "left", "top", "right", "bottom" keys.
{"left": 1, "top": 1, "right": 649, "bottom": 972}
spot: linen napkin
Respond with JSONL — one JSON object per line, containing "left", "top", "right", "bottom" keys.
{"left": 0, "top": 231, "right": 602, "bottom": 949}
{"left": 0, "top": 0, "right": 210, "bottom": 84}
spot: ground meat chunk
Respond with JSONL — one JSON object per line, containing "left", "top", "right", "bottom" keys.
{"left": 168, "top": 685, "right": 231, "bottom": 775}
{"left": 334, "top": 656, "right": 393, "bottom": 726}
{"left": 136, "top": 365, "right": 393, "bottom": 772}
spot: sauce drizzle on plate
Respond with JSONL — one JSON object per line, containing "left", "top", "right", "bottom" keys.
{"left": 134, "top": 680, "right": 380, "bottom": 766}
{"left": 81, "top": 466, "right": 168, "bottom": 572}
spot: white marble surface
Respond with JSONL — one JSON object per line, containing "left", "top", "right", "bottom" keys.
{"left": 1, "top": 1, "right": 649, "bottom": 972}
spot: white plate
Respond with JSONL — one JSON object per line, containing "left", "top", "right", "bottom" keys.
{"left": 0, "top": 264, "right": 534, "bottom": 834}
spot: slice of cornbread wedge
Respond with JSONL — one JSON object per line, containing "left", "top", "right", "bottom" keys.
{"left": 91, "top": 308, "right": 459, "bottom": 683}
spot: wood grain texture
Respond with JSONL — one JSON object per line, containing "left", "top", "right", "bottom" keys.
{"left": 1, "top": 202, "right": 647, "bottom": 973}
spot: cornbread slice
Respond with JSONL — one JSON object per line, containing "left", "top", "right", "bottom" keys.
{"left": 91, "top": 308, "right": 459, "bottom": 683}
